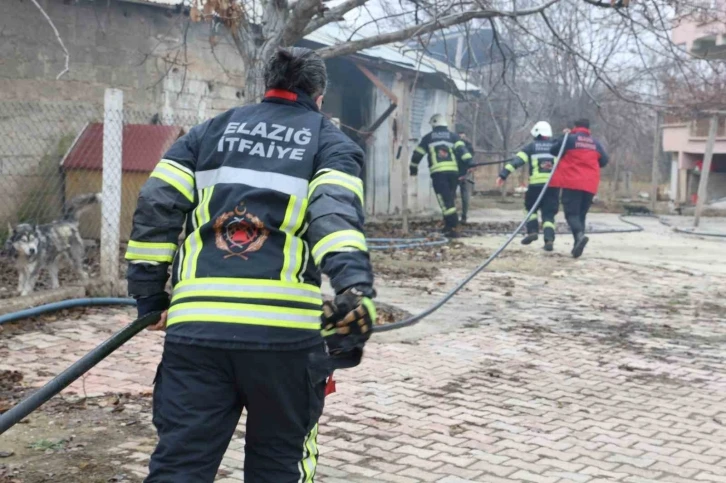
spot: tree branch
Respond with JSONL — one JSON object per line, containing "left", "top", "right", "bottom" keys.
{"left": 30, "top": 0, "right": 70, "bottom": 79}
{"left": 303, "top": 0, "right": 369, "bottom": 37}
{"left": 282, "top": 0, "right": 322, "bottom": 46}
{"left": 316, "top": 0, "right": 561, "bottom": 59}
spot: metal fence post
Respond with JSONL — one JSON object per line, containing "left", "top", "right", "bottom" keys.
{"left": 101, "top": 88, "right": 123, "bottom": 292}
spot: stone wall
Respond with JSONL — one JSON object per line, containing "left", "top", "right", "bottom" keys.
{"left": 0, "top": 0, "right": 245, "bottom": 116}
{"left": 0, "top": 0, "right": 245, "bottom": 227}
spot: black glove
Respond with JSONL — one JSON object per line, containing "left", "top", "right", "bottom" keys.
{"left": 409, "top": 165, "right": 418, "bottom": 176}
{"left": 135, "top": 292, "right": 170, "bottom": 319}
{"left": 498, "top": 169, "right": 509, "bottom": 180}
{"left": 321, "top": 285, "right": 376, "bottom": 369}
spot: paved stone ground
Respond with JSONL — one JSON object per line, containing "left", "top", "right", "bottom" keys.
{"left": 2, "top": 215, "right": 726, "bottom": 482}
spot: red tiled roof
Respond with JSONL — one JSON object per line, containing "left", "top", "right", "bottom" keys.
{"left": 61, "top": 123, "right": 184, "bottom": 172}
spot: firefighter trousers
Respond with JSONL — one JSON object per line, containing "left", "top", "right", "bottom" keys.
{"left": 524, "top": 185, "right": 559, "bottom": 242}
{"left": 432, "top": 172, "right": 459, "bottom": 231}
{"left": 145, "top": 340, "right": 329, "bottom": 483}
{"left": 458, "top": 175, "right": 473, "bottom": 223}
{"left": 561, "top": 188, "right": 594, "bottom": 240}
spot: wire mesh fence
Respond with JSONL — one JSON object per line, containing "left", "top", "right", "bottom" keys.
{"left": 0, "top": 98, "right": 200, "bottom": 310}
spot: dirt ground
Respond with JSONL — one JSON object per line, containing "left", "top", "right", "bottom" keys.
{"left": 1, "top": 207, "right": 725, "bottom": 482}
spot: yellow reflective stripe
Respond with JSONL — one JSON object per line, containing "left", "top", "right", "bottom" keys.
{"left": 173, "top": 278, "right": 322, "bottom": 305}
{"left": 430, "top": 163, "right": 459, "bottom": 174}
{"left": 415, "top": 146, "right": 426, "bottom": 155}
{"left": 125, "top": 240, "right": 177, "bottom": 263}
{"left": 280, "top": 195, "right": 308, "bottom": 283}
{"left": 443, "top": 207, "right": 457, "bottom": 215}
{"left": 181, "top": 186, "right": 213, "bottom": 280}
{"left": 530, "top": 173, "right": 550, "bottom": 184}
{"left": 362, "top": 298, "right": 376, "bottom": 325}
{"left": 167, "top": 301, "right": 321, "bottom": 329}
{"left": 308, "top": 170, "right": 364, "bottom": 205}
{"left": 505, "top": 164, "right": 516, "bottom": 173}
{"left": 312, "top": 230, "right": 367, "bottom": 266}
{"left": 150, "top": 160, "right": 195, "bottom": 203}
{"left": 516, "top": 151, "right": 529, "bottom": 162}
{"left": 454, "top": 140, "right": 465, "bottom": 149}
{"left": 461, "top": 153, "right": 473, "bottom": 160}
{"left": 528, "top": 213, "right": 539, "bottom": 221}
{"left": 543, "top": 221, "right": 556, "bottom": 229}
{"left": 300, "top": 423, "right": 319, "bottom": 482}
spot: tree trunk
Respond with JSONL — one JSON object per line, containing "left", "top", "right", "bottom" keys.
{"left": 244, "top": 60, "right": 267, "bottom": 104}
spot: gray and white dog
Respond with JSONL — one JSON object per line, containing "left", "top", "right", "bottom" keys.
{"left": 5, "top": 193, "right": 101, "bottom": 296}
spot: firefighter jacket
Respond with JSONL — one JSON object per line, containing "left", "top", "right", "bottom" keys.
{"left": 549, "top": 127, "right": 609, "bottom": 194}
{"left": 125, "top": 89, "right": 374, "bottom": 349}
{"left": 410, "top": 126, "right": 472, "bottom": 176}
{"left": 499, "top": 138, "right": 558, "bottom": 186}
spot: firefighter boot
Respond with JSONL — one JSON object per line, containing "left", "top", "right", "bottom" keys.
{"left": 571, "top": 233, "right": 589, "bottom": 258}
{"left": 521, "top": 233, "right": 538, "bottom": 245}
{"left": 544, "top": 241, "right": 554, "bottom": 252}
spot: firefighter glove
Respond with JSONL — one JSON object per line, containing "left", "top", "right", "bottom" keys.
{"left": 321, "top": 286, "right": 376, "bottom": 369}
{"left": 409, "top": 165, "right": 418, "bottom": 176}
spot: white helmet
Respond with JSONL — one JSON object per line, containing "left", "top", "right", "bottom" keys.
{"left": 531, "top": 121, "right": 553, "bottom": 138}
{"left": 430, "top": 113, "right": 447, "bottom": 128}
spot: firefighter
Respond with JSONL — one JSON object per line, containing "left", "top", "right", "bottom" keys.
{"left": 456, "top": 124, "right": 475, "bottom": 224}
{"left": 496, "top": 121, "right": 559, "bottom": 251}
{"left": 410, "top": 114, "right": 473, "bottom": 236}
{"left": 549, "top": 118, "right": 609, "bottom": 258}
{"left": 125, "top": 47, "right": 376, "bottom": 483}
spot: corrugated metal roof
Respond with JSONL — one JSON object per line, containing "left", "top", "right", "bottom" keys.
{"left": 307, "top": 24, "right": 479, "bottom": 93}
{"left": 62, "top": 124, "right": 184, "bottom": 172}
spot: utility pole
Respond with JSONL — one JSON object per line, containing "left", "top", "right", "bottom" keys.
{"left": 694, "top": 115, "right": 718, "bottom": 228}
{"left": 650, "top": 111, "right": 661, "bottom": 212}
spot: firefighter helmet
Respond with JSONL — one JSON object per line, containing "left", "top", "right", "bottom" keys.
{"left": 531, "top": 121, "right": 553, "bottom": 138}
{"left": 429, "top": 113, "right": 447, "bottom": 128}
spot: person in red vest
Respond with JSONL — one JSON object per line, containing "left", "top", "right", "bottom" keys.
{"left": 549, "top": 119, "right": 609, "bottom": 258}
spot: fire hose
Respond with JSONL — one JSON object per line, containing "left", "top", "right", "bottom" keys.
{"left": 0, "top": 134, "right": 571, "bottom": 435}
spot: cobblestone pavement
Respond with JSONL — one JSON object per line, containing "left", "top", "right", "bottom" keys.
{"left": 2, "top": 221, "right": 726, "bottom": 482}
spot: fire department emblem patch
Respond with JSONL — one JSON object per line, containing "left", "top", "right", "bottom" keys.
{"left": 214, "top": 203, "right": 269, "bottom": 259}
{"left": 438, "top": 148, "right": 449, "bottom": 159}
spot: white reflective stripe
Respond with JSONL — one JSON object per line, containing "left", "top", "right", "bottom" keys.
{"left": 173, "top": 280, "right": 322, "bottom": 302}
{"left": 168, "top": 304, "right": 321, "bottom": 325}
{"left": 312, "top": 230, "right": 367, "bottom": 265}
{"left": 153, "top": 163, "right": 195, "bottom": 195}
{"left": 129, "top": 260, "right": 161, "bottom": 266}
{"left": 195, "top": 167, "right": 308, "bottom": 198}
{"left": 161, "top": 158, "right": 194, "bottom": 177}
{"left": 431, "top": 141, "right": 454, "bottom": 148}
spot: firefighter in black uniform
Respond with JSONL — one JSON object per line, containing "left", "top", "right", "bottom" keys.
{"left": 497, "top": 121, "right": 559, "bottom": 251}
{"left": 125, "top": 47, "right": 376, "bottom": 483}
{"left": 410, "top": 114, "right": 472, "bottom": 236}
{"left": 456, "top": 124, "right": 475, "bottom": 224}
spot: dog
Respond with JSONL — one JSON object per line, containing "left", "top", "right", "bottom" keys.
{"left": 5, "top": 193, "right": 101, "bottom": 296}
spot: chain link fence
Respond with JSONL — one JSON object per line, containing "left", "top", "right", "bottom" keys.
{"left": 0, "top": 95, "right": 201, "bottom": 311}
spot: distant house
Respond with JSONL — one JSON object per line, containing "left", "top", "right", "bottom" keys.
{"left": 663, "top": 6, "right": 726, "bottom": 208}
{"left": 61, "top": 123, "right": 184, "bottom": 240}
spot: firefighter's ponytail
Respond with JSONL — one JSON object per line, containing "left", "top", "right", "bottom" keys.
{"left": 264, "top": 47, "right": 328, "bottom": 98}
